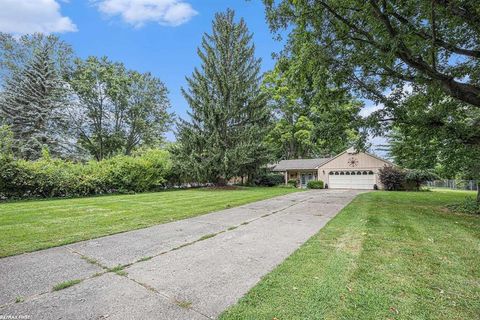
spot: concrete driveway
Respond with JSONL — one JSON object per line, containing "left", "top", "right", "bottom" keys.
{"left": 0, "top": 189, "right": 362, "bottom": 319}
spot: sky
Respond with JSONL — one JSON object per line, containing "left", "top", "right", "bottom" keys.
{"left": 0, "top": 0, "right": 386, "bottom": 155}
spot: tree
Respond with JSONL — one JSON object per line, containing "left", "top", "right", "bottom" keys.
{"left": 69, "top": 56, "right": 172, "bottom": 160}
{"left": 262, "top": 1, "right": 480, "bottom": 109}
{"left": 388, "top": 88, "right": 480, "bottom": 201}
{"left": 262, "top": 60, "right": 362, "bottom": 160}
{"left": 0, "top": 33, "right": 74, "bottom": 160}
{"left": 176, "top": 9, "right": 269, "bottom": 184}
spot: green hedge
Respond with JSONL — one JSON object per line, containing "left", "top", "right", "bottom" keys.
{"left": 307, "top": 180, "right": 324, "bottom": 189}
{"left": 0, "top": 149, "right": 172, "bottom": 199}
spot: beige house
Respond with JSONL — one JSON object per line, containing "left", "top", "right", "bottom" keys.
{"left": 272, "top": 147, "right": 393, "bottom": 189}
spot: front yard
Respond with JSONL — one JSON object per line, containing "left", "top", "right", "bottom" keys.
{"left": 0, "top": 187, "right": 299, "bottom": 258}
{"left": 221, "top": 190, "right": 480, "bottom": 319}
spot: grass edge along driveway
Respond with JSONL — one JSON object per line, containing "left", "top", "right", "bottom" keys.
{"left": 0, "top": 187, "right": 300, "bottom": 258}
{"left": 220, "top": 190, "right": 480, "bottom": 320}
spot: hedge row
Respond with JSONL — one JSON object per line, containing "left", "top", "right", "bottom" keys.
{"left": 0, "top": 149, "right": 172, "bottom": 199}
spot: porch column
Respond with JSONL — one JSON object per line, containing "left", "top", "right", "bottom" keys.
{"left": 284, "top": 171, "right": 288, "bottom": 185}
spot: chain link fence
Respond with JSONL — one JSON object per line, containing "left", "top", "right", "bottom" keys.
{"left": 426, "top": 180, "right": 479, "bottom": 191}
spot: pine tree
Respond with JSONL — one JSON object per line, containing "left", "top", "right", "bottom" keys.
{"left": 0, "top": 36, "right": 72, "bottom": 160}
{"left": 176, "top": 9, "right": 269, "bottom": 184}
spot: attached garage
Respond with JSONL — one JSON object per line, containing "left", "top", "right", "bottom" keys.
{"left": 328, "top": 171, "right": 375, "bottom": 190}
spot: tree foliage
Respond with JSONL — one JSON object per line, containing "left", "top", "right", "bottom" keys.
{"left": 263, "top": 0, "right": 480, "bottom": 109}
{"left": 388, "top": 87, "right": 480, "bottom": 200}
{"left": 69, "top": 56, "right": 172, "bottom": 160}
{"left": 263, "top": 62, "right": 362, "bottom": 159}
{"left": 176, "top": 9, "right": 269, "bottom": 184}
{"left": 0, "top": 33, "right": 74, "bottom": 160}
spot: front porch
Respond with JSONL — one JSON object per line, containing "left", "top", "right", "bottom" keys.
{"left": 284, "top": 170, "right": 318, "bottom": 188}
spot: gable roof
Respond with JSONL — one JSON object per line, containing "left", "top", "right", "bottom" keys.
{"left": 271, "top": 158, "right": 332, "bottom": 171}
{"left": 317, "top": 148, "right": 394, "bottom": 168}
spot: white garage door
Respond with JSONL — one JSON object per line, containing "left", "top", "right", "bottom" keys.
{"left": 329, "top": 171, "right": 375, "bottom": 189}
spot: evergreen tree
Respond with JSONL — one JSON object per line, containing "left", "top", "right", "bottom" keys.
{"left": 176, "top": 9, "right": 269, "bottom": 184}
{"left": 0, "top": 35, "right": 72, "bottom": 160}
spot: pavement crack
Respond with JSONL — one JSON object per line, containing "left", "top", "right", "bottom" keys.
{"left": 126, "top": 276, "right": 212, "bottom": 319}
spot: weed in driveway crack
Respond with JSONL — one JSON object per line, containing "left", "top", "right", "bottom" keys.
{"left": 107, "top": 265, "right": 129, "bottom": 276}
{"left": 198, "top": 233, "right": 216, "bottom": 241}
{"left": 175, "top": 298, "right": 192, "bottom": 309}
{"left": 136, "top": 256, "right": 153, "bottom": 263}
{"left": 52, "top": 279, "right": 82, "bottom": 291}
{"left": 80, "top": 255, "right": 103, "bottom": 268}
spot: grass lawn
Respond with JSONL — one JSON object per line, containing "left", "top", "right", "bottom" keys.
{"left": 0, "top": 187, "right": 299, "bottom": 258}
{"left": 221, "top": 190, "right": 480, "bottom": 320}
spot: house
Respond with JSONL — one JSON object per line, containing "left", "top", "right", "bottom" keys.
{"left": 271, "top": 147, "right": 393, "bottom": 189}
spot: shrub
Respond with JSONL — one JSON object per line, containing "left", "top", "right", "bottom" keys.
{"left": 379, "top": 167, "right": 439, "bottom": 191}
{"left": 0, "top": 149, "right": 172, "bottom": 200}
{"left": 404, "top": 169, "right": 439, "bottom": 191}
{"left": 447, "top": 197, "right": 480, "bottom": 215}
{"left": 287, "top": 179, "right": 297, "bottom": 187}
{"left": 307, "top": 180, "right": 324, "bottom": 189}
{"left": 255, "top": 173, "right": 284, "bottom": 187}
{"left": 378, "top": 166, "right": 406, "bottom": 191}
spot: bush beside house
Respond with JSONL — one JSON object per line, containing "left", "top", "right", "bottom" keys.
{"left": 287, "top": 179, "right": 297, "bottom": 187}
{"left": 307, "top": 180, "right": 324, "bottom": 189}
{"left": 379, "top": 166, "right": 438, "bottom": 191}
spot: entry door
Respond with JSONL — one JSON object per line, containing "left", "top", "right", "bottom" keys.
{"left": 329, "top": 171, "right": 375, "bottom": 189}
{"left": 300, "top": 173, "right": 315, "bottom": 188}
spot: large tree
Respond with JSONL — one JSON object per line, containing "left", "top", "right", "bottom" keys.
{"left": 69, "top": 56, "right": 171, "bottom": 160}
{"left": 388, "top": 88, "right": 480, "bottom": 201}
{"left": 176, "top": 9, "right": 269, "bottom": 184}
{"left": 0, "top": 33, "right": 74, "bottom": 160}
{"left": 262, "top": 0, "right": 480, "bottom": 110}
{"left": 263, "top": 59, "right": 362, "bottom": 160}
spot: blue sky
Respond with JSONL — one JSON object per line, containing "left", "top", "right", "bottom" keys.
{"left": 59, "top": 0, "right": 284, "bottom": 140}
{"left": 0, "top": 0, "right": 385, "bottom": 153}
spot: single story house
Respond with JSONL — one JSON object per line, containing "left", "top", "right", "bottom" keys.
{"left": 271, "top": 147, "right": 393, "bottom": 189}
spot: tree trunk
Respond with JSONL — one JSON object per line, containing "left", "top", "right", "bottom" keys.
{"left": 477, "top": 183, "right": 480, "bottom": 203}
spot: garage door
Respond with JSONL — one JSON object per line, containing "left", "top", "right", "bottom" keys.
{"left": 329, "top": 171, "right": 375, "bottom": 189}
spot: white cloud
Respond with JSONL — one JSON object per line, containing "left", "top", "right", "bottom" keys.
{"left": 94, "top": 0, "right": 198, "bottom": 27}
{"left": 0, "top": 0, "right": 77, "bottom": 35}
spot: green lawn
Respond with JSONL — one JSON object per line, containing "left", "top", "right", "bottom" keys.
{"left": 221, "top": 191, "right": 480, "bottom": 320}
{"left": 0, "top": 187, "right": 299, "bottom": 258}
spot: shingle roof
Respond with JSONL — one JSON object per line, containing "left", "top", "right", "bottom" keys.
{"left": 271, "top": 158, "right": 332, "bottom": 171}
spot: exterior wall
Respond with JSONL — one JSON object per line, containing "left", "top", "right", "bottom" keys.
{"left": 317, "top": 152, "right": 392, "bottom": 189}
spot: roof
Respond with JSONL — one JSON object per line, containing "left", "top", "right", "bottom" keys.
{"left": 271, "top": 158, "right": 332, "bottom": 171}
